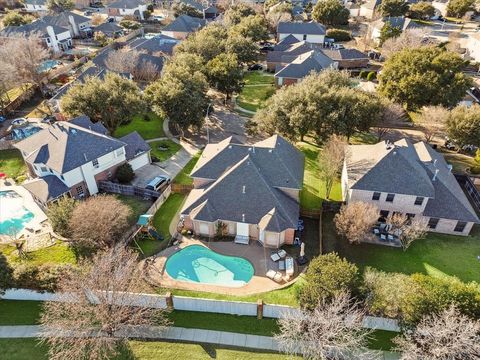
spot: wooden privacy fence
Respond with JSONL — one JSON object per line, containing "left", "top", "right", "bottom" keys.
{"left": 146, "top": 185, "right": 172, "bottom": 215}
{"left": 98, "top": 181, "right": 161, "bottom": 199}
{"left": 171, "top": 183, "right": 193, "bottom": 194}
{"left": 300, "top": 208, "right": 321, "bottom": 219}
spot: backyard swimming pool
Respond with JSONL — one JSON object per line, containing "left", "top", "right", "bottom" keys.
{"left": 0, "top": 190, "right": 35, "bottom": 235}
{"left": 165, "top": 245, "right": 254, "bottom": 287}
{"left": 37, "top": 60, "right": 61, "bottom": 73}
{"left": 12, "top": 125, "right": 42, "bottom": 140}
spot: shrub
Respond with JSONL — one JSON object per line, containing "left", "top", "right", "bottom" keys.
{"left": 13, "top": 263, "right": 74, "bottom": 292}
{"left": 0, "top": 253, "right": 14, "bottom": 294}
{"left": 298, "top": 253, "right": 359, "bottom": 310}
{"left": 367, "top": 71, "right": 376, "bottom": 81}
{"left": 116, "top": 163, "right": 135, "bottom": 184}
{"left": 119, "top": 19, "right": 142, "bottom": 30}
{"left": 147, "top": 4, "right": 153, "bottom": 11}
{"left": 326, "top": 28, "right": 352, "bottom": 42}
{"left": 47, "top": 196, "right": 77, "bottom": 237}
{"left": 359, "top": 70, "right": 367, "bottom": 79}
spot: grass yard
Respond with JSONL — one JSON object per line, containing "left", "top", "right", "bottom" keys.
{"left": 149, "top": 139, "right": 181, "bottom": 162}
{"left": 0, "top": 339, "right": 49, "bottom": 360}
{"left": 0, "top": 149, "right": 26, "bottom": 180}
{"left": 26, "top": 101, "right": 52, "bottom": 118}
{"left": 237, "top": 71, "right": 275, "bottom": 112}
{"left": 0, "top": 300, "right": 42, "bottom": 325}
{"left": 114, "top": 112, "right": 164, "bottom": 140}
{"left": 322, "top": 212, "right": 480, "bottom": 283}
{"left": 368, "top": 330, "right": 398, "bottom": 351}
{"left": 0, "top": 241, "right": 76, "bottom": 267}
{"left": 297, "top": 141, "right": 342, "bottom": 210}
{"left": 441, "top": 151, "right": 477, "bottom": 174}
{"left": 136, "top": 193, "right": 186, "bottom": 256}
{"left": 116, "top": 194, "right": 152, "bottom": 226}
{"left": 173, "top": 151, "right": 201, "bottom": 185}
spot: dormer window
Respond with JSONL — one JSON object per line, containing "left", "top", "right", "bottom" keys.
{"left": 386, "top": 193, "right": 395, "bottom": 202}
{"left": 115, "top": 148, "right": 125, "bottom": 157}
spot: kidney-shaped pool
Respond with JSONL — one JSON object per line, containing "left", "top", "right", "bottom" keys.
{"left": 165, "top": 245, "right": 254, "bottom": 287}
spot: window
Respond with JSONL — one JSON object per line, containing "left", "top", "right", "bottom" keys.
{"left": 303, "top": 34, "right": 307, "bottom": 40}
{"left": 41, "top": 166, "right": 47, "bottom": 172}
{"left": 76, "top": 185, "right": 85, "bottom": 197}
{"left": 414, "top": 196, "right": 424, "bottom": 206}
{"left": 379, "top": 210, "right": 389, "bottom": 219}
{"left": 386, "top": 193, "right": 395, "bottom": 202}
{"left": 372, "top": 192, "right": 381, "bottom": 200}
{"left": 454, "top": 221, "right": 467, "bottom": 232}
{"left": 48, "top": 168, "right": 53, "bottom": 173}
{"left": 92, "top": 158, "right": 99, "bottom": 168}
{"left": 406, "top": 213, "right": 415, "bottom": 219}
{"left": 115, "top": 148, "right": 124, "bottom": 157}
{"left": 60, "top": 175, "right": 65, "bottom": 181}
{"left": 428, "top": 217, "right": 439, "bottom": 229}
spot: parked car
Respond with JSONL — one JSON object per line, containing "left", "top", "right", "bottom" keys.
{"left": 151, "top": 15, "right": 164, "bottom": 21}
{"left": 107, "top": 17, "right": 115, "bottom": 22}
{"left": 248, "top": 63, "right": 263, "bottom": 71}
{"left": 84, "top": 10, "right": 93, "bottom": 15}
{"left": 146, "top": 175, "right": 171, "bottom": 192}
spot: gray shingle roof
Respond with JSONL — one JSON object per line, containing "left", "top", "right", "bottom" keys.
{"left": 41, "top": 11, "right": 90, "bottom": 27}
{"left": 23, "top": 175, "right": 69, "bottom": 202}
{"left": 275, "top": 50, "right": 334, "bottom": 79}
{"left": 0, "top": 22, "right": 68, "bottom": 38}
{"left": 94, "top": 22, "right": 123, "bottom": 36}
{"left": 24, "top": 0, "right": 46, "bottom": 5}
{"left": 277, "top": 21, "right": 326, "bottom": 36}
{"left": 346, "top": 139, "right": 479, "bottom": 223}
{"left": 70, "top": 115, "right": 108, "bottom": 135}
{"left": 274, "top": 34, "right": 300, "bottom": 51}
{"left": 163, "top": 14, "right": 206, "bottom": 33}
{"left": 268, "top": 41, "right": 316, "bottom": 63}
{"left": 321, "top": 48, "right": 368, "bottom": 61}
{"left": 119, "top": 131, "right": 150, "bottom": 160}
{"left": 108, "top": 0, "right": 144, "bottom": 9}
{"left": 14, "top": 119, "right": 126, "bottom": 174}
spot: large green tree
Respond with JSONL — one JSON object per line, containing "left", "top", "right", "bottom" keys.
{"left": 378, "top": 46, "right": 471, "bottom": 110}
{"left": 379, "top": 22, "right": 402, "bottom": 45}
{"left": 223, "top": 3, "right": 256, "bottom": 26}
{"left": 61, "top": 72, "right": 145, "bottom": 133}
{"left": 408, "top": 1, "right": 436, "bottom": 19}
{"left": 446, "top": 0, "right": 475, "bottom": 17}
{"left": 2, "top": 11, "right": 34, "bottom": 26}
{"left": 380, "top": 0, "right": 409, "bottom": 17}
{"left": 225, "top": 34, "right": 258, "bottom": 64}
{"left": 229, "top": 15, "right": 269, "bottom": 42}
{"left": 207, "top": 53, "right": 243, "bottom": 101}
{"left": 446, "top": 104, "right": 480, "bottom": 147}
{"left": 312, "top": 0, "right": 349, "bottom": 26}
{"left": 145, "top": 54, "right": 209, "bottom": 131}
{"left": 46, "top": 0, "right": 74, "bottom": 12}
{"left": 175, "top": 24, "right": 227, "bottom": 62}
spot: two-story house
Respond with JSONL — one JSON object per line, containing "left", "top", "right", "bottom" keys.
{"left": 15, "top": 116, "right": 151, "bottom": 208}
{"left": 107, "top": 0, "right": 148, "bottom": 21}
{"left": 180, "top": 135, "right": 304, "bottom": 248}
{"left": 342, "top": 139, "right": 479, "bottom": 236}
{"left": 41, "top": 11, "right": 92, "bottom": 38}
{"left": 277, "top": 21, "right": 326, "bottom": 44}
{"left": 24, "top": 0, "right": 48, "bottom": 13}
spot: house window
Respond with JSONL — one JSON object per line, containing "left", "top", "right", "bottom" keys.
{"left": 48, "top": 168, "right": 53, "bottom": 173}
{"left": 428, "top": 217, "right": 439, "bottom": 229}
{"left": 454, "top": 221, "right": 467, "bottom": 232}
{"left": 414, "top": 196, "right": 424, "bottom": 206}
{"left": 76, "top": 185, "right": 85, "bottom": 197}
{"left": 379, "top": 210, "right": 389, "bottom": 221}
{"left": 386, "top": 193, "right": 395, "bottom": 202}
{"left": 372, "top": 192, "right": 381, "bottom": 200}
{"left": 41, "top": 166, "right": 47, "bottom": 172}
{"left": 115, "top": 148, "right": 124, "bottom": 157}
{"left": 303, "top": 34, "right": 307, "bottom": 40}
{"left": 92, "top": 158, "right": 99, "bottom": 168}
{"left": 60, "top": 175, "right": 65, "bottom": 181}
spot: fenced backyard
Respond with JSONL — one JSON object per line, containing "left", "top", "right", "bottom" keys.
{"left": 98, "top": 181, "right": 161, "bottom": 200}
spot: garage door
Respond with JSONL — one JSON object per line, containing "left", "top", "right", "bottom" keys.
{"left": 199, "top": 222, "right": 209, "bottom": 235}
{"left": 128, "top": 153, "right": 150, "bottom": 171}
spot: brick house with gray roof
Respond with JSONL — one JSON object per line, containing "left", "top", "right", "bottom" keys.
{"left": 342, "top": 139, "right": 479, "bottom": 236}
{"left": 181, "top": 135, "right": 304, "bottom": 248}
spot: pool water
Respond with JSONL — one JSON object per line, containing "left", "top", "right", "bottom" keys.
{"left": 165, "top": 245, "right": 254, "bottom": 287}
{"left": 37, "top": 60, "right": 61, "bottom": 73}
{"left": 0, "top": 191, "right": 35, "bottom": 235}
{"left": 12, "top": 125, "right": 42, "bottom": 140}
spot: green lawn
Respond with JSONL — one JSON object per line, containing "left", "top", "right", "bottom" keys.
{"left": 368, "top": 330, "right": 398, "bottom": 351}
{"left": 116, "top": 194, "right": 152, "bottom": 226}
{"left": 0, "top": 241, "right": 76, "bottom": 267}
{"left": 441, "top": 150, "right": 477, "bottom": 174}
{"left": 323, "top": 213, "right": 480, "bottom": 283}
{"left": 137, "top": 193, "right": 186, "bottom": 256}
{"left": 297, "top": 141, "right": 342, "bottom": 211}
{"left": 0, "top": 300, "right": 42, "bottom": 325}
{"left": 237, "top": 71, "right": 275, "bottom": 112}
{"left": 114, "top": 112, "right": 164, "bottom": 140}
{"left": 149, "top": 139, "right": 181, "bottom": 162}
{"left": 0, "top": 149, "right": 26, "bottom": 180}
{"left": 173, "top": 151, "right": 201, "bottom": 185}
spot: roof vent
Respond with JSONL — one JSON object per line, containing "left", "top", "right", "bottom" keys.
{"left": 269, "top": 149, "right": 273, "bottom": 153}
{"left": 447, "top": 164, "right": 453, "bottom": 173}
{"left": 385, "top": 140, "right": 392, "bottom": 150}
{"left": 83, "top": 153, "right": 88, "bottom": 161}
{"left": 432, "top": 169, "right": 439, "bottom": 181}
{"left": 242, "top": 213, "right": 245, "bottom": 222}
{"left": 248, "top": 147, "right": 252, "bottom": 151}
{"left": 71, "top": 129, "right": 77, "bottom": 135}
{"left": 242, "top": 185, "right": 246, "bottom": 194}
{"left": 433, "top": 159, "right": 438, "bottom": 167}
{"left": 228, "top": 145, "right": 232, "bottom": 149}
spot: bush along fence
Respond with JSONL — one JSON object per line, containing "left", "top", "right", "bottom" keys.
{"left": 0, "top": 288, "right": 400, "bottom": 332}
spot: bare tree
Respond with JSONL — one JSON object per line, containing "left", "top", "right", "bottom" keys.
{"left": 386, "top": 213, "right": 429, "bottom": 251}
{"left": 0, "top": 59, "right": 19, "bottom": 114}
{"left": 375, "top": 101, "right": 406, "bottom": 140}
{"left": 68, "top": 195, "right": 132, "bottom": 252}
{"left": 417, "top": 105, "right": 448, "bottom": 143}
{"left": 335, "top": 202, "right": 379, "bottom": 244}
{"left": 266, "top": 11, "right": 292, "bottom": 33}
{"left": 91, "top": 14, "right": 104, "bottom": 26}
{"left": 394, "top": 306, "right": 480, "bottom": 360}
{"left": 319, "top": 135, "right": 348, "bottom": 199}
{"left": 132, "top": 59, "right": 161, "bottom": 82}
{"left": 276, "top": 291, "right": 380, "bottom": 360}
{"left": 105, "top": 48, "right": 140, "bottom": 74}
{"left": 381, "top": 28, "right": 433, "bottom": 59}
{"left": 40, "top": 246, "right": 170, "bottom": 360}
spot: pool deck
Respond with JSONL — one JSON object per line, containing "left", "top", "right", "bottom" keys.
{"left": 0, "top": 180, "right": 50, "bottom": 245}
{"left": 147, "top": 237, "right": 300, "bottom": 296}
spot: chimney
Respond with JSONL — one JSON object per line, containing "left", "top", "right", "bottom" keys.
{"left": 432, "top": 169, "right": 439, "bottom": 181}
{"left": 46, "top": 26, "right": 59, "bottom": 53}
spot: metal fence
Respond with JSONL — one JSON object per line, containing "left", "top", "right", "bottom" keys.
{"left": 455, "top": 174, "right": 480, "bottom": 212}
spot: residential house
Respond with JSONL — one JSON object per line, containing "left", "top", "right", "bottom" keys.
{"left": 15, "top": 116, "right": 151, "bottom": 208}
{"left": 342, "top": 139, "right": 479, "bottom": 237}
{"left": 107, "top": 0, "right": 148, "bottom": 21}
{"left": 161, "top": 14, "right": 206, "bottom": 39}
{"left": 181, "top": 135, "right": 304, "bottom": 247}
{"left": 128, "top": 34, "right": 179, "bottom": 56}
{"left": 432, "top": 0, "right": 448, "bottom": 16}
{"left": 320, "top": 48, "right": 369, "bottom": 69}
{"left": 0, "top": 21, "right": 72, "bottom": 53}
{"left": 369, "top": 16, "right": 416, "bottom": 44}
{"left": 277, "top": 21, "right": 326, "bottom": 44}
{"left": 345, "top": 1, "right": 361, "bottom": 17}
{"left": 176, "top": 0, "right": 219, "bottom": 19}
{"left": 464, "top": 33, "right": 480, "bottom": 63}
{"left": 24, "top": 0, "right": 48, "bottom": 12}
{"left": 359, "top": 0, "right": 381, "bottom": 19}
{"left": 93, "top": 21, "right": 125, "bottom": 38}
{"left": 40, "top": 11, "right": 92, "bottom": 38}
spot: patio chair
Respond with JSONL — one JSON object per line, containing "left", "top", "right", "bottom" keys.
{"left": 270, "top": 252, "right": 281, "bottom": 262}
{"left": 278, "top": 260, "right": 286, "bottom": 271}
{"left": 387, "top": 234, "right": 394, "bottom": 241}
{"left": 266, "top": 269, "right": 277, "bottom": 280}
{"left": 380, "top": 234, "right": 387, "bottom": 242}
{"left": 373, "top": 228, "right": 380, "bottom": 235}
{"left": 278, "top": 249, "right": 287, "bottom": 259}
{"left": 286, "top": 257, "right": 294, "bottom": 276}
{"left": 266, "top": 270, "right": 283, "bottom": 283}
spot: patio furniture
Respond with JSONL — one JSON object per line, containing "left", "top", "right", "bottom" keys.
{"left": 286, "top": 256, "right": 294, "bottom": 276}
{"left": 278, "top": 249, "right": 287, "bottom": 258}
{"left": 266, "top": 269, "right": 283, "bottom": 283}
{"left": 387, "top": 234, "right": 395, "bottom": 241}
{"left": 380, "top": 234, "right": 387, "bottom": 241}
{"left": 373, "top": 228, "right": 380, "bottom": 235}
{"left": 270, "top": 252, "right": 281, "bottom": 262}
{"left": 278, "top": 260, "right": 286, "bottom": 271}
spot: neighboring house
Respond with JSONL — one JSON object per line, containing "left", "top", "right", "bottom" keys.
{"left": 432, "top": 0, "right": 448, "bottom": 16}
{"left": 277, "top": 21, "right": 326, "bottom": 44}
{"left": 128, "top": 34, "right": 179, "bottom": 56}
{"left": 15, "top": 116, "right": 151, "bottom": 208}
{"left": 359, "top": 0, "right": 381, "bottom": 19}
{"left": 176, "top": 0, "right": 219, "bottom": 19}
{"left": 0, "top": 22, "right": 72, "bottom": 53}
{"left": 342, "top": 139, "right": 479, "bottom": 237}
{"left": 275, "top": 50, "right": 337, "bottom": 86}
{"left": 93, "top": 21, "right": 125, "bottom": 38}
{"left": 107, "top": 0, "right": 148, "bottom": 21}
{"left": 40, "top": 11, "right": 92, "bottom": 38}
{"left": 464, "top": 33, "right": 480, "bottom": 63}
{"left": 24, "top": 0, "right": 48, "bottom": 12}
{"left": 161, "top": 14, "right": 206, "bottom": 39}
{"left": 180, "top": 135, "right": 304, "bottom": 248}
{"left": 345, "top": 1, "right": 361, "bottom": 17}
{"left": 321, "top": 48, "right": 369, "bottom": 69}
{"left": 369, "top": 16, "right": 415, "bottom": 44}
